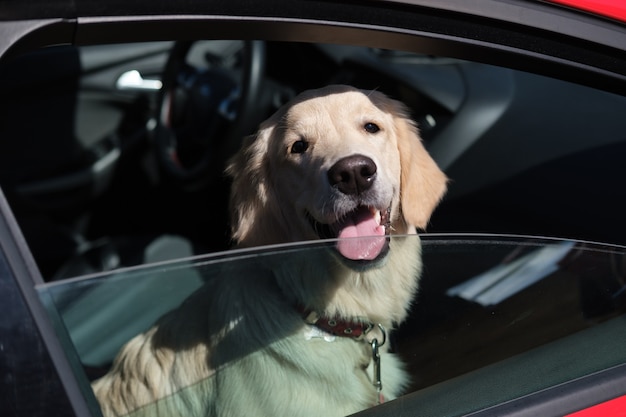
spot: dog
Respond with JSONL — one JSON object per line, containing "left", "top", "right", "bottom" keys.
{"left": 92, "top": 85, "right": 447, "bottom": 417}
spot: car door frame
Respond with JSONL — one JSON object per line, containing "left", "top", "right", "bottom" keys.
{"left": 2, "top": 1, "right": 626, "bottom": 416}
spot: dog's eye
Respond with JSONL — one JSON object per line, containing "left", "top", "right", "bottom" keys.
{"left": 291, "top": 139, "right": 309, "bottom": 154}
{"left": 364, "top": 122, "right": 380, "bottom": 134}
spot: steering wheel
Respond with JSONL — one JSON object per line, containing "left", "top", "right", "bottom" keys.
{"left": 153, "top": 40, "right": 266, "bottom": 185}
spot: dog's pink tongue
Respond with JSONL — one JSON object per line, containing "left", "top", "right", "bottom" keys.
{"left": 336, "top": 207, "right": 386, "bottom": 261}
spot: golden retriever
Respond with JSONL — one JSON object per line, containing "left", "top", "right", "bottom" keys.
{"left": 92, "top": 85, "right": 447, "bottom": 417}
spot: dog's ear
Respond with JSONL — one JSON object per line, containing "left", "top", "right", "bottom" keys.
{"left": 369, "top": 90, "right": 447, "bottom": 229}
{"left": 225, "top": 121, "right": 276, "bottom": 245}
{"left": 395, "top": 116, "right": 447, "bottom": 230}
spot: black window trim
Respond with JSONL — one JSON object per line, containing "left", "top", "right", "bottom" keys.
{"left": 74, "top": 14, "right": 626, "bottom": 97}
{"left": 0, "top": 189, "right": 95, "bottom": 417}
{"left": 3, "top": 12, "right": 626, "bottom": 97}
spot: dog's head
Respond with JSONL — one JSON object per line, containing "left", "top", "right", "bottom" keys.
{"left": 227, "top": 85, "right": 447, "bottom": 264}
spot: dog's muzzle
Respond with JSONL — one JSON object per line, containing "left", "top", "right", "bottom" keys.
{"left": 306, "top": 154, "right": 393, "bottom": 265}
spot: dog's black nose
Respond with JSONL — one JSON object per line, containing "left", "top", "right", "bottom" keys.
{"left": 328, "top": 155, "right": 377, "bottom": 195}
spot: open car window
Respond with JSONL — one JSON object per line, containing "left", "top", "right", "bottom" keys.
{"left": 3, "top": 40, "right": 626, "bottom": 281}
{"left": 35, "top": 235, "right": 626, "bottom": 416}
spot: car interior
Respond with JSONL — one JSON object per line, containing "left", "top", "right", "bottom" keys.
{"left": 2, "top": 30, "right": 626, "bottom": 417}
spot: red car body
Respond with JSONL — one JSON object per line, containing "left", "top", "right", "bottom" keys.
{"left": 549, "top": 0, "right": 626, "bottom": 22}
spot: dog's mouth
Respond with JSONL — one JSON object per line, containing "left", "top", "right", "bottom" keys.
{"left": 306, "top": 206, "right": 392, "bottom": 262}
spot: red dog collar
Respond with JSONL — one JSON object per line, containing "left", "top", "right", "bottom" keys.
{"left": 300, "top": 308, "right": 374, "bottom": 339}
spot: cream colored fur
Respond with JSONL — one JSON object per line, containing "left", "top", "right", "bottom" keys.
{"left": 92, "top": 85, "right": 447, "bottom": 417}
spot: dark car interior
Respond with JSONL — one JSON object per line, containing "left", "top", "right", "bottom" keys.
{"left": 2, "top": 10, "right": 626, "bottom": 414}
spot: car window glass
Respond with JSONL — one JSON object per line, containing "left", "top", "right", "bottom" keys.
{"left": 36, "top": 235, "right": 626, "bottom": 416}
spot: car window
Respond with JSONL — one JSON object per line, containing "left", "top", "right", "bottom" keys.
{"left": 2, "top": 37, "right": 626, "bottom": 417}
{"left": 35, "top": 235, "right": 626, "bottom": 416}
